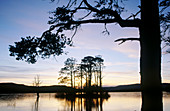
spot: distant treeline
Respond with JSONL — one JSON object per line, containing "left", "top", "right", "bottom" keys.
{"left": 0, "top": 83, "right": 170, "bottom": 93}
{"left": 0, "top": 83, "right": 75, "bottom": 93}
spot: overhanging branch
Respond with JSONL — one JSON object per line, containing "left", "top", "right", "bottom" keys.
{"left": 50, "top": 18, "right": 141, "bottom": 31}
{"left": 115, "top": 37, "right": 140, "bottom": 45}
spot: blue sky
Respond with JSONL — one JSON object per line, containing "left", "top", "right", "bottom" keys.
{"left": 0, "top": 0, "right": 169, "bottom": 86}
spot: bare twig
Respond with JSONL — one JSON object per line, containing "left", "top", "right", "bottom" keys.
{"left": 102, "top": 23, "right": 110, "bottom": 35}
{"left": 79, "top": 11, "right": 92, "bottom": 20}
{"left": 126, "top": 10, "right": 141, "bottom": 20}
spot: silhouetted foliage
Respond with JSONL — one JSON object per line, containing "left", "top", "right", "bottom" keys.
{"left": 58, "top": 55, "right": 104, "bottom": 88}
{"left": 58, "top": 57, "right": 77, "bottom": 87}
{"left": 9, "top": 33, "right": 72, "bottom": 64}
{"left": 8, "top": 2, "right": 169, "bottom": 109}
{"left": 9, "top": 0, "right": 169, "bottom": 64}
{"left": 9, "top": 0, "right": 169, "bottom": 63}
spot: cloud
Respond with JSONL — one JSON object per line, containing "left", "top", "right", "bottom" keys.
{"left": 162, "top": 78, "right": 170, "bottom": 83}
{"left": 112, "top": 41, "right": 140, "bottom": 58}
{"left": 102, "top": 71, "right": 140, "bottom": 86}
{"left": 112, "top": 62, "right": 138, "bottom": 67}
{"left": 103, "top": 70, "right": 139, "bottom": 76}
{"left": 104, "top": 62, "right": 114, "bottom": 66}
{"left": 0, "top": 65, "right": 42, "bottom": 73}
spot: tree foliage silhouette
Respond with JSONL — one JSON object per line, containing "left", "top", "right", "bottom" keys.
{"left": 58, "top": 56, "right": 104, "bottom": 88}
{"left": 81, "top": 56, "right": 95, "bottom": 88}
{"left": 58, "top": 57, "right": 77, "bottom": 87}
{"left": 9, "top": 0, "right": 169, "bottom": 92}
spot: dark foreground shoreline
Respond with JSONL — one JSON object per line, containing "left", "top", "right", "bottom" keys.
{"left": 0, "top": 83, "right": 170, "bottom": 93}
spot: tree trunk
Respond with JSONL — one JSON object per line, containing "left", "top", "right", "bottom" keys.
{"left": 97, "top": 71, "right": 99, "bottom": 86}
{"left": 86, "top": 72, "right": 88, "bottom": 87}
{"left": 81, "top": 66, "right": 83, "bottom": 90}
{"left": 99, "top": 65, "right": 102, "bottom": 88}
{"left": 95, "top": 71, "right": 97, "bottom": 86}
{"left": 140, "top": 0, "right": 162, "bottom": 110}
{"left": 71, "top": 71, "right": 73, "bottom": 88}
{"left": 74, "top": 71, "right": 75, "bottom": 88}
{"left": 88, "top": 65, "right": 92, "bottom": 88}
{"left": 140, "top": 0, "right": 162, "bottom": 93}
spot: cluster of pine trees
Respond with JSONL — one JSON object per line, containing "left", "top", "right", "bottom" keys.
{"left": 58, "top": 55, "right": 104, "bottom": 89}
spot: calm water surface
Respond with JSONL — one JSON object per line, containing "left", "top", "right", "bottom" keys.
{"left": 0, "top": 92, "right": 170, "bottom": 111}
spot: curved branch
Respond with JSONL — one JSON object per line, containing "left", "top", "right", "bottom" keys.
{"left": 83, "top": 0, "right": 122, "bottom": 20}
{"left": 115, "top": 37, "right": 140, "bottom": 45}
{"left": 83, "top": 0, "right": 99, "bottom": 12}
{"left": 79, "top": 11, "right": 92, "bottom": 20}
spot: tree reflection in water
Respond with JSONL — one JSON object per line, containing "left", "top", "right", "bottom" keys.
{"left": 0, "top": 92, "right": 166, "bottom": 111}
{"left": 34, "top": 96, "right": 39, "bottom": 111}
{"left": 141, "top": 91, "right": 163, "bottom": 111}
{"left": 55, "top": 93, "right": 109, "bottom": 111}
{"left": 55, "top": 92, "right": 164, "bottom": 111}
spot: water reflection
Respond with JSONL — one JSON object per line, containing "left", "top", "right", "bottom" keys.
{"left": 55, "top": 93, "right": 109, "bottom": 111}
{"left": 33, "top": 96, "right": 39, "bottom": 111}
{"left": 141, "top": 91, "right": 163, "bottom": 111}
{"left": 0, "top": 92, "right": 170, "bottom": 111}
{"left": 0, "top": 94, "right": 24, "bottom": 108}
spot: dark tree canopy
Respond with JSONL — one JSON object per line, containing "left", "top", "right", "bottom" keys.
{"left": 9, "top": 0, "right": 169, "bottom": 64}
{"left": 9, "top": 32, "right": 72, "bottom": 63}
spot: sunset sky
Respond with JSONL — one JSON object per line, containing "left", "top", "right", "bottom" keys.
{"left": 0, "top": 0, "right": 170, "bottom": 86}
